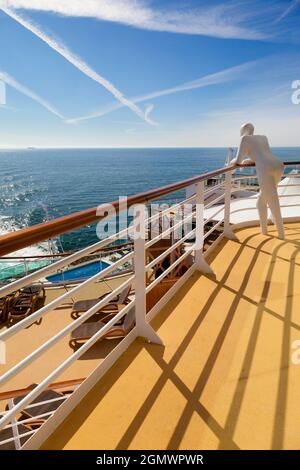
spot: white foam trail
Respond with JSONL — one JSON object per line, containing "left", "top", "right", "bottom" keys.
{"left": 0, "top": 71, "right": 65, "bottom": 118}
{"left": 66, "top": 60, "right": 257, "bottom": 124}
{"left": 0, "top": 217, "right": 55, "bottom": 263}
{"left": 1, "top": 7, "right": 154, "bottom": 124}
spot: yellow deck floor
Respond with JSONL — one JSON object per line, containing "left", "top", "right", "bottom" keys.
{"left": 42, "top": 223, "right": 300, "bottom": 450}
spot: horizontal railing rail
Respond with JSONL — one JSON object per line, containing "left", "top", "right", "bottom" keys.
{"left": 0, "top": 430, "right": 35, "bottom": 448}
{"left": 0, "top": 378, "right": 85, "bottom": 401}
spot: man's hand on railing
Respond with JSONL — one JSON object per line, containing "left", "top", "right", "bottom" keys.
{"left": 240, "top": 158, "right": 254, "bottom": 167}
{"left": 233, "top": 159, "right": 255, "bottom": 167}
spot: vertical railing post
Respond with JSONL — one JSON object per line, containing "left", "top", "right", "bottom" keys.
{"left": 194, "top": 182, "right": 214, "bottom": 274}
{"left": 133, "top": 204, "right": 163, "bottom": 345}
{"left": 24, "top": 259, "right": 28, "bottom": 276}
{"left": 223, "top": 170, "right": 238, "bottom": 240}
{"left": 8, "top": 399, "right": 21, "bottom": 450}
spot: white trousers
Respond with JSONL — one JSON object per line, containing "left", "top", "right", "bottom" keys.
{"left": 256, "top": 165, "right": 285, "bottom": 239}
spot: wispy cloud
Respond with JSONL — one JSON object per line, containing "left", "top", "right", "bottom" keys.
{"left": 66, "top": 60, "right": 258, "bottom": 124}
{"left": 0, "top": 70, "right": 65, "bottom": 118}
{"left": 1, "top": 6, "right": 154, "bottom": 124}
{"left": 275, "top": 0, "right": 300, "bottom": 22}
{"left": 0, "top": 0, "right": 271, "bottom": 40}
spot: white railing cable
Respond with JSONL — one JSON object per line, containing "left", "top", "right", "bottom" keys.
{"left": 204, "top": 206, "right": 225, "bottom": 225}
{"left": 204, "top": 182, "right": 225, "bottom": 196}
{"left": 145, "top": 211, "right": 195, "bottom": 249}
{"left": 203, "top": 219, "right": 223, "bottom": 240}
{"left": 146, "top": 228, "right": 196, "bottom": 271}
{"left": 0, "top": 395, "right": 69, "bottom": 416}
{"left": 204, "top": 191, "right": 226, "bottom": 210}
{"left": 149, "top": 194, "right": 196, "bottom": 215}
{"left": 3, "top": 411, "right": 55, "bottom": 431}
{"left": 0, "top": 430, "right": 35, "bottom": 447}
{"left": 146, "top": 246, "right": 194, "bottom": 294}
{"left": 8, "top": 399, "right": 21, "bottom": 450}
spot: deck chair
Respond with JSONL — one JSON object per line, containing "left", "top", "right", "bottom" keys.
{"left": 69, "top": 306, "right": 135, "bottom": 349}
{"left": 9, "top": 386, "right": 68, "bottom": 421}
{"left": 0, "top": 295, "right": 14, "bottom": 324}
{"left": 0, "top": 420, "right": 33, "bottom": 450}
{"left": 71, "top": 284, "right": 131, "bottom": 319}
{"left": 7, "top": 285, "right": 46, "bottom": 323}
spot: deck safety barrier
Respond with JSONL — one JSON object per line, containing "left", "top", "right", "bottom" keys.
{"left": 0, "top": 159, "right": 299, "bottom": 449}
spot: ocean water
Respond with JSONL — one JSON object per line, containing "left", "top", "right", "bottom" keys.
{"left": 0, "top": 147, "right": 299, "bottom": 257}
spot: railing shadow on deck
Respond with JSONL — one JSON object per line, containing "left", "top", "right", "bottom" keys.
{"left": 1, "top": 161, "right": 300, "bottom": 450}
{"left": 41, "top": 225, "right": 300, "bottom": 450}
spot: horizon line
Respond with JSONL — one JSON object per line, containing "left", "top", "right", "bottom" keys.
{"left": 0, "top": 145, "right": 299, "bottom": 150}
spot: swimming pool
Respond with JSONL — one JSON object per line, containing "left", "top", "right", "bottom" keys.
{"left": 46, "top": 260, "right": 110, "bottom": 283}
{"left": 0, "top": 259, "right": 51, "bottom": 282}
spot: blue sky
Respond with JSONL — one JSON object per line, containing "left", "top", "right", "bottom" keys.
{"left": 0, "top": 0, "right": 299, "bottom": 148}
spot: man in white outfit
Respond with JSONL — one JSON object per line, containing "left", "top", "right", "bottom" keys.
{"left": 230, "top": 123, "right": 285, "bottom": 240}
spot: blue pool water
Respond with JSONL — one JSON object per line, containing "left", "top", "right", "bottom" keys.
{"left": 46, "top": 260, "right": 110, "bottom": 283}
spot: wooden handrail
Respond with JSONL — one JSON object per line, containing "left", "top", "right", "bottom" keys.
{"left": 0, "top": 378, "right": 85, "bottom": 401}
{"left": 0, "top": 160, "right": 298, "bottom": 257}
{"left": 0, "top": 241, "right": 133, "bottom": 260}
{"left": 238, "top": 160, "right": 300, "bottom": 168}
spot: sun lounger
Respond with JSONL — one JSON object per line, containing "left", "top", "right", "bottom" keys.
{"left": 0, "top": 420, "right": 34, "bottom": 450}
{"left": 69, "top": 306, "right": 135, "bottom": 349}
{"left": 7, "top": 285, "right": 46, "bottom": 323}
{"left": 0, "top": 385, "right": 67, "bottom": 450}
{"left": 10, "top": 386, "right": 68, "bottom": 420}
{"left": 71, "top": 284, "right": 131, "bottom": 319}
{"left": 0, "top": 295, "right": 14, "bottom": 324}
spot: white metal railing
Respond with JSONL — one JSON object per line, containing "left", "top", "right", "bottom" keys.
{"left": 196, "top": 168, "right": 299, "bottom": 226}
{"left": 0, "top": 429, "right": 35, "bottom": 448}
{"left": 0, "top": 162, "right": 299, "bottom": 449}
{"left": 0, "top": 194, "right": 196, "bottom": 299}
{"left": 0, "top": 393, "right": 72, "bottom": 449}
{"left": 0, "top": 185, "right": 209, "bottom": 445}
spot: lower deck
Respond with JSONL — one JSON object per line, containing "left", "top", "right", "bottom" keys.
{"left": 0, "top": 273, "right": 133, "bottom": 399}
{"left": 42, "top": 223, "right": 300, "bottom": 450}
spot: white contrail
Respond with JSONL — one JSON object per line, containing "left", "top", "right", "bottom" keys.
{"left": 0, "top": 70, "right": 65, "bottom": 118}
{"left": 1, "top": 7, "right": 154, "bottom": 124}
{"left": 66, "top": 60, "right": 257, "bottom": 124}
{"left": 275, "top": 0, "right": 300, "bottom": 22}
{"left": 144, "top": 104, "right": 155, "bottom": 122}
